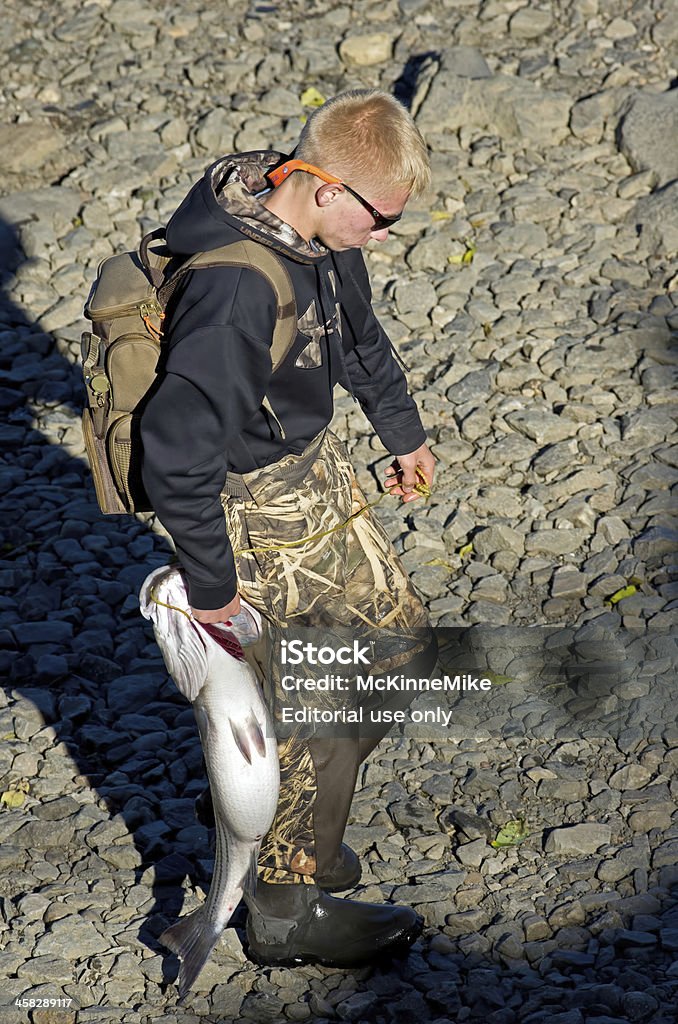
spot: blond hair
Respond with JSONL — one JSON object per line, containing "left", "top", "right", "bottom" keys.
{"left": 294, "top": 89, "right": 431, "bottom": 199}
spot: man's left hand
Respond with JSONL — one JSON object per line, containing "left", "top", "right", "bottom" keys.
{"left": 383, "top": 443, "right": 436, "bottom": 503}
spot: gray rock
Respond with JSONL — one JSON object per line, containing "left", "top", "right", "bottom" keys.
{"left": 0, "top": 122, "right": 67, "bottom": 173}
{"left": 544, "top": 823, "right": 612, "bottom": 856}
{"left": 509, "top": 7, "right": 553, "bottom": 38}
{"left": 551, "top": 569, "right": 589, "bottom": 600}
{"left": 652, "top": 838, "right": 678, "bottom": 868}
{"left": 632, "top": 182, "right": 678, "bottom": 255}
{"left": 417, "top": 68, "right": 571, "bottom": 146}
{"left": 193, "top": 108, "right": 236, "bottom": 153}
{"left": 473, "top": 524, "right": 525, "bottom": 559}
{"left": 0, "top": 186, "right": 82, "bottom": 233}
{"left": 339, "top": 32, "right": 394, "bottom": 66}
{"left": 525, "top": 529, "right": 589, "bottom": 557}
{"left": 619, "top": 89, "right": 678, "bottom": 187}
{"left": 33, "top": 916, "right": 110, "bottom": 958}
{"left": 493, "top": 222, "right": 548, "bottom": 256}
{"left": 446, "top": 365, "right": 499, "bottom": 404}
{"left": 633, "top": 525, "right": 678, "bottom": 559}
{"left": 608, "top": 764, "right": 652, "bottom": 790}
{"left": 445, "top": 808, "right": 493, "bottom": 841}
{"left": 33, "top": 796, "right": 80, "bottom": 821}
{"left": 395, "top": 278, "right": 438, "bottom": 315}
{"left": 12, "top": 820, "right": 76, "bottom": 850}
{"left": 505, "top": 409, "right": 578, "bottom": 445}
{"left": 335, "top": 990, "right": 379, "bottom": 1021}
{"left": 456, "top": 837, "right": 489, "bottom": 867}
{"left": 12, "top": 621, "right": 74, "bottom": 645}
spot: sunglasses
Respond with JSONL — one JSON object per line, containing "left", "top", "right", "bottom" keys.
{"left": 266, "top": 158, "right": 403, "bottom": 231}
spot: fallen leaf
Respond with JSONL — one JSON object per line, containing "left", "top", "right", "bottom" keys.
{"left": 300, "top": 87, "right": 326, "bottom": 108}
{"left": 2, "top": 791, "right": 25, "bottom": 808}
{"left": 423, "top": 557, "right": 456, "bottom": 571}
{"left": 485, "top": 672, "right": 513, "bottom": 686}
{"left": 448, "top": 242, "right": 476, "bottom": 266}
{"left": 605, "top": 584, "right": 637, "bottom": 606}
{"left": 458, "top": 542, "right": 474, "bottom": 558}
{"left": 490, "top": 818, "right": 529, "bottom": 849}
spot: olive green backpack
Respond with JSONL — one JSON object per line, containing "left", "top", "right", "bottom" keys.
{"left": 81, "top": 229, "right": 296, "bottom": 514}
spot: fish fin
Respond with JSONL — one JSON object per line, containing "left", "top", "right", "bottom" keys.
{"left": 230, "top": 719, "right": 253, "bottom": 765}
{"left": 230, "top": 712, "right": 267, "bottom": 764}
{"left": 241, "top": 844, "right": 261, "bottom": 899}
{"left": 159, "top": 906, "right": 221, "bottom": 1000}
{"left": 247, "top": 709, "right": 267, "bottom": 759}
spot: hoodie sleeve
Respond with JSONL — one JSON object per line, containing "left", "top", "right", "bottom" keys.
{"left": 334, "top": 251, "right": 427, "bottom": 456}
{"left": 140, "top": 267, "right": 275, "bottom": 609}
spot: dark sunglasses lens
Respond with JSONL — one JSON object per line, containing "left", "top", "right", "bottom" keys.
{"left": 373, "top": 212, "right": 400, "bottom": 230}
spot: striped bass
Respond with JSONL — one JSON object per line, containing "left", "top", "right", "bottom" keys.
{"left": 139, "top": 565, "right": 280, "bottom": 997}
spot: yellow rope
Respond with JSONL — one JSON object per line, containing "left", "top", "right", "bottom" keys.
{"left": 147, "top": 473, "right": 433, "bottom": 603}
{"left": 149, "top": 586, "right": 193, "bottom": 620}
{"left": 236, "top": 470, "right": 431, "bottom": 557}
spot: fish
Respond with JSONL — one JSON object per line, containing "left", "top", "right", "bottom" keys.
{"left": 139, "top": 564, "right": 280, "bottom": 998}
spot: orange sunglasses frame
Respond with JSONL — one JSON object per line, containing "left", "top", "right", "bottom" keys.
{"left": 266, "top": 159, "right": 402, "bottom": 230}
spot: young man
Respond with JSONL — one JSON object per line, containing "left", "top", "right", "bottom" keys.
{"left": 141, "top": 89, "right": 438, "bottom": 966}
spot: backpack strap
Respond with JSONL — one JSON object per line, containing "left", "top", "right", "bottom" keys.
{"left": 139, "top": 228, "right": 169, "bottom": 290}
{"left": 158, "top": 239, "right": 297, "bottom": 373}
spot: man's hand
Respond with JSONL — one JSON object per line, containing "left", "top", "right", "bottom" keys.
{"left": 383, "top": 443, "right": 436, "bottom": 504}
{"left": 192, "top": 593, "right": 241, "bottom": 623}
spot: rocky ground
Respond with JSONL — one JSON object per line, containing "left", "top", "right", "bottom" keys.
{"left": 0, "top": 0, "right": 677, "bottom": 1022}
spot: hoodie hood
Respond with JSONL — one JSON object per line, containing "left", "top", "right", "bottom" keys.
{"left": 165, "top": 151, "right": 327, "bottom": 265}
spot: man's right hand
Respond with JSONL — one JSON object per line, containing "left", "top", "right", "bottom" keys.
{"left": 191, "top": 593, "right": 241, "bottom": 623}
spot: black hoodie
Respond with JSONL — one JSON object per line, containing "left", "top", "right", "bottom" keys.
{"left": 140, "top": 152, "right": 426, "bottom": 610}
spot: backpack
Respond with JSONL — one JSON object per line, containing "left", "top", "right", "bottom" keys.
{"left": 81, "top": 228, "right": 297, "bottom": 515}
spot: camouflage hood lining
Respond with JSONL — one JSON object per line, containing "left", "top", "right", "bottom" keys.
{"left": 208, "top": 152, "right": 327, "bottom": 264}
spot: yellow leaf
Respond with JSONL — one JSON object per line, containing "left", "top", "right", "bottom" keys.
{"left": 1, "top": 789, "right": 26, "bottom": 809}
{"left": 430, "top": 211, "right": 451, "bottom": 221}
{"left": 1, "top": 732, "right": 16, "bottom": 741}
{"left": 448, "top": 242, "right": 476, "bottom": 266}
{"left": 605, "top": 584, "right": 637, "bottom": 606}
{"left": 490, "top": 818, "right": 529, "bottom": 849}
{"left": 423, "top": 558, "right": 456, "bottom": 571}
{"left": 485, "top": 672, "right": 512, "bottom": 686}
{"left": 300, "top": 87, "right": 326, "bottom": 108}
{"left": 458, "top": 542, "right": 474, "bottom": 558}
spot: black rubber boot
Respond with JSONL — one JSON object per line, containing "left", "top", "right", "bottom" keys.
{"left": 244, "top": 880, "right": 423, "bottom": 967}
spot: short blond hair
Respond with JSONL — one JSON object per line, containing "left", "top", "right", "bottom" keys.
{"left": 294, "top": 89, "right": 431, "bottom": 199}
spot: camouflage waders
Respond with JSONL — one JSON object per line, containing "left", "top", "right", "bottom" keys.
{"left": 221, "top": 430, "right": 436, "bottom": 884}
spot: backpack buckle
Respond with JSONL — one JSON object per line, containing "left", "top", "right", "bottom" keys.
{"left": 140, "top": 301, "right": 165, "bottom": 340}
{"left": 89, "top": 373, "right": 111, "bottom": 405}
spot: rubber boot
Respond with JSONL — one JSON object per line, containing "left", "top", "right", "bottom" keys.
{"left": 244, "top": 880, "right": 423, "bottom": 967}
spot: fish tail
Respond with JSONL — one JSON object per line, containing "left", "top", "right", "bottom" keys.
{"left": 241, "top": 843, "right": 261, "bottom": 899}
{"left": 159, "top": 907, "right": 221, "bottom": 999}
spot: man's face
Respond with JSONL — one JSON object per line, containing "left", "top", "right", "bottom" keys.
{"left": 315, "top": 185, "right": 410, "bottom": 251}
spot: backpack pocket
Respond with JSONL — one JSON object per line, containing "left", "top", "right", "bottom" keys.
{"left": 105, "top": 333, "right": 160, "bottom": 412}
{"left": 82, "top": 408, "right": 127, "bottom": 514}
{"left": 107, "top": 413, "right": 151, "bottom": 514}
